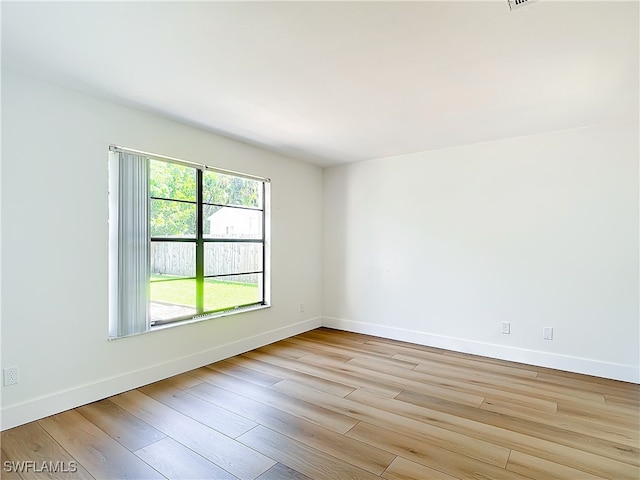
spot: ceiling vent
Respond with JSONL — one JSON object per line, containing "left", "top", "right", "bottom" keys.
{"left": 508, "top": 0, "right": 537, "bottom": 10}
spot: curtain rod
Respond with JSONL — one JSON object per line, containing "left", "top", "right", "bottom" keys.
{"left": 109, "top": 145, "right": 271, "bottom": 183}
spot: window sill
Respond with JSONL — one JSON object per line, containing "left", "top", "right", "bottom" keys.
{"left": 109, "top": 304, "right": 271, "bottom": 340}
{"left": 152, "top": 304, "right": 271, "bottom": 333}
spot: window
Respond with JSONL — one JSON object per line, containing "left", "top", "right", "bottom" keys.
{"left": 109, "top": 147, "right": 270, "bottom": 338}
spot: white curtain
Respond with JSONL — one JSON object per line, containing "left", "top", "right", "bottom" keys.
{"left": 109, "top": 151, "right": 150, "bottom": 337}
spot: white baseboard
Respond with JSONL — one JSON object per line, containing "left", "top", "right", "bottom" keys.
{"left": 1, "top": 317, "right": 322, "bottom": 431}
{"left": 322, "top": 316, "right": 639, "bottom": 384}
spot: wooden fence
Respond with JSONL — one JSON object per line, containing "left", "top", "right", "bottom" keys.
{"left": 151, "top": 242, "right": 261, "bottom": 281}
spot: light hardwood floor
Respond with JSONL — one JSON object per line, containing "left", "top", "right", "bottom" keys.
{"left": 2, "top": 328, "right": 639, "bottom": 479}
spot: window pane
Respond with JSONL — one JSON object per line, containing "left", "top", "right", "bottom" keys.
{"left": 151, "top": 199, "right": 196, "bottom": 237}
{"left": 204, "top": 243, "right": 263, "bottom": 276}
{"left": 202, "top": 171, "right": 262, "bottom": 209}
{"left": 204, "top": 206, "right": 262, "bottom": 239}
{"left": 150, "top": 279, "right": 196, "bottom": 322}
{"left": 151, "top": 242, "right": 195, "bottom": 278}
{"left": 203, "top": 274, "right": 262, "bottom": 312}
{"left": 150, "top": 160, "right": 196, "bottom": 201}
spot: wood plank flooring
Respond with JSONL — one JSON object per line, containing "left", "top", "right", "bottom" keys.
{"left": 2, "top": 327, "right": 639, "bottom": 479}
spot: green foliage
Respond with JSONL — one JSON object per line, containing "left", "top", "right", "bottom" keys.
{"left": 149, "top": 160, "right": 196, "bottom": 200}
{"left": 203, "top": 171, "right": 260, "bottom": 208}
{"left": 149, "top": 160, "right": 261, "bottom": 237}
{"left": 150, "top": 160, "right": 196, "bottom": 237}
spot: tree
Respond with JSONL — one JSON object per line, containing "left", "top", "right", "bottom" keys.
{"left": 149, "top": 159, "right": 260, "bottom": 237}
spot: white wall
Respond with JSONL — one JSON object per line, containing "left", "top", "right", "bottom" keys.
{"left": 2, "top": 69, "right": 638, "bottom": 431}
{"left": 324, "top": 124, "right": 639, "bottom": 383}
{"left": 0, "top": 71, "right": 324, "bottom": 429}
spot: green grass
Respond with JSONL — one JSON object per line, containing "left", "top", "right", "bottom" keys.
{"left": 150, "top": 276, "right": 259, "bottom": 311}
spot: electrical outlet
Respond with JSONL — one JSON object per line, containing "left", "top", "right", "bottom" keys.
{"left": 501, "top": 321, "right": 510, "bottom": 334}
{"left": 3, "top": 366, "right": 18, "bottom": 386}
{"left": 543, "top": 327, "right": 553, "bottom": 340}
{"left": 299, "top": 303, "right": 305, "bottom": 313}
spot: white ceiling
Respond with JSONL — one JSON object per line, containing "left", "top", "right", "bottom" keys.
{"left": 2, "top": 1, "right": 638, "bottom": 166}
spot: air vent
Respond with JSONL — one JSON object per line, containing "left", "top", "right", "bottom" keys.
{"left": 508, "top": 0, "right": 537, "bottom": 10}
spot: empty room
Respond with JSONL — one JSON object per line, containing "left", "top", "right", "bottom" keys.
{"left": 1, "top": 1, "right": 638, "bottom": 479}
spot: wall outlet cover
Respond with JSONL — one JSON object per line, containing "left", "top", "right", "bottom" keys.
{"left": 3, "top": 367, "right": 18, "bottom": 386}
